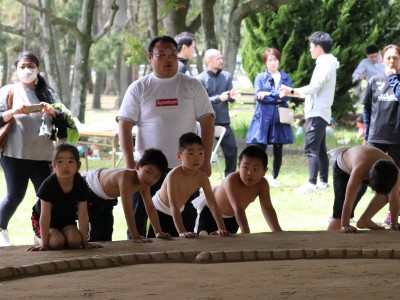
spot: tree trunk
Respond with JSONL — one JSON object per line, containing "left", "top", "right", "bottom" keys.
{"left": 200, "top": 0, "right": 218, "bottom": 49}
{"left": 223, "top": 0, "right": 293, "bottom": 74}
{"left": 93, "top": 70, "right": 106, "bottom": 109}
{"left": 158, "top": 0, "right": 201, "bottom": 37}
{"left": 37, "top": 0, "right": 66, "bottom": 102}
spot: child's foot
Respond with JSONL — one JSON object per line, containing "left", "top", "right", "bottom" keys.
{"left": 357, "top": 219, "right": 385, "bottom": 230}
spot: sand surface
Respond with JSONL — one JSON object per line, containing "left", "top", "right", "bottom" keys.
{"left": 1, "top": 231, "right": 399, "bottom": 299}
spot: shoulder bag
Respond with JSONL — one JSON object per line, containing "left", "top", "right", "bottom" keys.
{"left": 0, "top": 86, "right": 15, "bottom": 152}
{"left": 277, "top": 106, "right": 294, "bottom": 125}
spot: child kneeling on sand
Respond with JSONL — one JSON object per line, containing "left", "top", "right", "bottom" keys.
{"left": 194, "top": 145, "right": 282, "bottom": 234}
{"left": 84, "top": 148, "right": 171, "bottom": 242}
{"left": 28, "top": 143, "right": 101, "bottom": 251}
{"left": 148, "top": 132, "right": 229, "bottom": 238}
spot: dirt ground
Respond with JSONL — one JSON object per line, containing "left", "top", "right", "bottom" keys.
{"left": 1, "top": 231, "right": 400, "bottom": 299}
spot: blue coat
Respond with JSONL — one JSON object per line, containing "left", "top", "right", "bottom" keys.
{"left": 246, "top": 71, "right": 294, "bottom": 145}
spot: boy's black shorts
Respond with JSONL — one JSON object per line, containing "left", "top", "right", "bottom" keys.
{"left": 332, "top": 161, "right": 368, "bottom": 219}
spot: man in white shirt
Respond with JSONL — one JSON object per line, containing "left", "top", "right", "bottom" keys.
{"left": 118, "top": 35, "right": 215, "bottom": 238}
{"left": 280, "top": 31, "right": 339, "bottom": 193}
{"left": 352, "top": 44, "right": 385, "bottom": 82}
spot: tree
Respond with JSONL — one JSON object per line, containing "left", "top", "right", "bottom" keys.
{"left": 241, "top": 0, "right": 400, "bottom": 117}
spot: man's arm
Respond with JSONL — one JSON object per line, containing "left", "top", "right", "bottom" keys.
{"left": 198, "top": 114, "right": 214, "bottom": 176}
{"left": 118, "top": 119, "right": 135, "bottom": 169}
{"left": 352, "top": 60, "right": 366, "bottom": 82}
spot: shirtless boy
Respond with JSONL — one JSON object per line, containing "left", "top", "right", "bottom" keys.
{"left": 148, "top": 132, "right": 229, "bottom": 238}
{"left": 195, "top": 145, "right": 282, "bottom": 234}
{"left": 327, "top": 146, "right": 400, "bottom": 233}
{"left": 84, "top": 148, "right": 171, "bottom": 242}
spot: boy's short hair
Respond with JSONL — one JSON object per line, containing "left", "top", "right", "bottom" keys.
{"left": 369, "top": 159, "right": 398, "bottom": 195}
{"left": 239, "top": 145, "right": 268, "bottom": 169}
{"left": 308, "top": 31, "right": 332, "bottom": 54}
{"left": 179, "top": 132, "right": 203, "bottom": 152}
{"left": 174, "top": 32, "right": 196, "bottom": 52}
{"left": 366, "top": 44, "right": 379, "bottom": 55}
{"left": 139, "top": 148, "right": 168, "bottom": 174}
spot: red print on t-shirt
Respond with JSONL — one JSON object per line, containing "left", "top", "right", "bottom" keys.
{"left": 156, "top": 98, "right": 178, "bottom": 106}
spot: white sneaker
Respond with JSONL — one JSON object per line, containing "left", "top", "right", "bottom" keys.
{"left": 297, "top": 183, "right": 317, "bottom": 194}
{"left": 0, "top": 228, "right": 12, "bottom": 247}
{"left": 270, "top": 178, "right": 281, "bottom": 188}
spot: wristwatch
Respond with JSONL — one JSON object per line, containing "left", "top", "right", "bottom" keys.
{"left": 290, "top": 89, "right": 294, "bottom": 95}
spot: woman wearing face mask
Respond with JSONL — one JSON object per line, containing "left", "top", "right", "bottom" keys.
{"left": 246, "top": 48, "right": 294, "bottom": 188}
{"left": 0, "top": 51, "right": 62, "bottom": 246}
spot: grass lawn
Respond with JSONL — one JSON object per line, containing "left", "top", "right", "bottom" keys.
{"left": 1, "top": 109, "right": 387, "bottom": 247}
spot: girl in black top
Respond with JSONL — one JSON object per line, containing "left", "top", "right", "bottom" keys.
{"left": 28, "top": 143, "right": 101, "bottom": 251}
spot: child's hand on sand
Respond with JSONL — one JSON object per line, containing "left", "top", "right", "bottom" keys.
{"left": 341, "top": 224, "right": 358, "bottom": 233}
{"left": 179, "top": 231, "right": 196, "bottom": 238}
{"left": 156, "top": 232, "right": 172, "bottom": 240}
{"left": 82, "top": 242, "right": 103, "bottom": 249}
{"left": 210, "top": 229, "right": 230, "bottom": 236}
{"left": 26, "top": 245, "right": 49, "bottom": 251}
{"left": 132, "top": 235, "right": 153, "bottom": 243}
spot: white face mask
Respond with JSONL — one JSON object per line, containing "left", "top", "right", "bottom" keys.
{"left": 17, "top": 68, "right": 38, "bottom": 84}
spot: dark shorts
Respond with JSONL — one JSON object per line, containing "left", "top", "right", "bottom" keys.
{"left": 196, "top": 205, "right": 239, "bottom": 234}
{"left": 332, "top": 161, "right": 368, "bottom": 219}
{"left": 31, "top": 213, "right": 77, "bottom": 238}
{"left": 147, "top": 201, "right": 198, "bottom": 238}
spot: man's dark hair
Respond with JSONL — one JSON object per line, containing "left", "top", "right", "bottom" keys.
{"left": 366, "top": 44, "right": 380, "bottom": 55}
{"left": 175, "top": 32, "right": 196, "bottom": 52}
{"left": 148, "top": 35, "right": 178, "bottom": 53}
{"left": 179, "top": 132, "right": 203, "bottom": 152}
{"left": 308, "top": 31, "right": 333, "bottom": 54}
{"left": 139, "top": 148, "right": 168, "bottom": 174}
{"left": 369, "top": 160, "right": 398, "bottom": 195}
{"left": 239, "top": 145, "right": 268, "bottom": 169}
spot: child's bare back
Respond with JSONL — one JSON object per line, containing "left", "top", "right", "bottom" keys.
{"left": 99, "top": 168, "right": 141, "bottom": 198}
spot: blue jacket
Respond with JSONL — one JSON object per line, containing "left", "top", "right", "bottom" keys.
{"left": 246, "top": 71, "right": 294, "bottom": 145}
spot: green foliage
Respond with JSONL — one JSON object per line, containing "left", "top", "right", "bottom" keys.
{"left": 123, "top": 34, "right": 149, "bottom": 67}
{"left": 241, "top": 0, "right": 400, "bottom": 118}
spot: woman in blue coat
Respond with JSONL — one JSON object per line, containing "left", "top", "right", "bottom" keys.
{"left": 246, "top": 48, "right": 294, "bottom": 187}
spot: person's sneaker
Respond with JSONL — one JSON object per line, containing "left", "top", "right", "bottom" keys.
{"left": 0, "top": 228, "right": 12, "bottom": 247}
{"left": 297, "top": 182, "right": 317, "bottom": 194}
{"left": 317, "top": 182, "right": 330, "bottom": 190}
{"left": 382, "top": 211, "right": 391, "bottom": 226}
{"left": 270, "top": 178, "right": 281, "bottom": 188}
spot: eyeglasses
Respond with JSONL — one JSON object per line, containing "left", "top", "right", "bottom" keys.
{"left": 149, "top": 52, "right": 178, "bottom": 59}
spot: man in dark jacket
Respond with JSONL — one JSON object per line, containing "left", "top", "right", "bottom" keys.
{"left": 197, "top": 49, "right": 241, "bottom": 176}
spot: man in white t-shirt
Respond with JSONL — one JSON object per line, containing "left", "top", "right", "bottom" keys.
{"left": 117, "top": 35, "right": 215, "bottom": 238}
